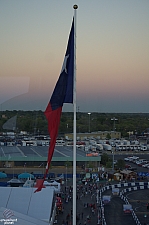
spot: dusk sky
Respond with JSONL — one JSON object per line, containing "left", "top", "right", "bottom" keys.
{"left": 0, "top": 0, "right": 149, "bottom": 113}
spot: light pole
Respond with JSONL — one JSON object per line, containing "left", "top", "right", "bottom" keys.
{"left": 144, "top": 214, "right": 147, "bottom": 224}
{"left": 66, "top": 164, "right": 67, "bottom": 192}
{"left": 42, "top": 163, "right": 44, "bottom": 176}
{"left": 112, "top": 150, "right": 114, "bottom": 172}
{"left": 24, "top": 162, "right": 26, "bottom": 172}
{"left": 111, "top": 117, "right": 118, "bottom": 131}
{"left": 66, "top": 123, "right": 68, "bottom": 133}
{"left": 88, "top": 113, "right": 91, "bottom": 133}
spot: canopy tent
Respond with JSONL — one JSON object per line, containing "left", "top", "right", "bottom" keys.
{"left": 0, "top": 187, "right": 54, "bottom": 223}
{"left": 18, "top": 173, "right": 34, "bottom": 179}
{"left": 0, "top": 172, "right": 7, "bottom": 179}
{"left": 43, "top": 180, "right": 61, "bottom": 193}
{"left": 7, "top": 178, "right": 25, "bottom": 187}
{"left": 138, "top": 172, "right": 149, "bottom": 177}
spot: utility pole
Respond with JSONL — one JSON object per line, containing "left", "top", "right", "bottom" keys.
{"left": 111, "top": 117, "right": 118, "bottom": 131}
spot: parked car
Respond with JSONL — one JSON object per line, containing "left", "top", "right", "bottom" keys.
{"left": 142, "top": 163, "right": 149, "bottom": 168}
{"left": 125, "top": 164, "right": 132, "bottom": 169}
{"left": 129, "top": 167, "right": 137, "bottom": 171}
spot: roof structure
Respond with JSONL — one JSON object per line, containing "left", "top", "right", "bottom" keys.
{"left": 0, "top": 187, "right": 54, "bottom": 224}
{"left": 0, "top": 146, "right": 101, "bottom": 162}
{"left": 120, "top": 170, "right": 135, "bottom": 175}
{"left": 0, "top": 207, "right": 48, "bottom": 225}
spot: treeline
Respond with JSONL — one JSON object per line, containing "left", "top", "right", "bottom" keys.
{"left": 0, "top": 110, "right": 149, "bottom": 138}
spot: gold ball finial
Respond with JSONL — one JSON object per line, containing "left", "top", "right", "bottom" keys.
{"left": 73, "top": 5, "right": 78, "bottom": 9}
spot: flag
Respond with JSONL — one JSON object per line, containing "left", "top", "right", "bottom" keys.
{"left": 2, "top": 115, "right": 17, "bottom": 131}
{"left": 35, "top": 18, "right": 74, "bottom": 192}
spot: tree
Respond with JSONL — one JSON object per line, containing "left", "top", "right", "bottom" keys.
{"left": 106, "top": 133, "right": 111, "bottom": 139}
{"left": 116, "top": 159, "right": 125, "bottom": 170}
{"left": 64, "top": 160, "right": 72, "bottom": 168}
{"left": 106, "top": 161, "right": 112, "bottom": 168}
{"left": 101, "top": 153, "right": 110, "bottom": 166}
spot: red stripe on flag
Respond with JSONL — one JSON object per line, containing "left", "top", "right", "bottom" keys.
{"left": 34, "top": 105, "right": 62, "bottom": 193}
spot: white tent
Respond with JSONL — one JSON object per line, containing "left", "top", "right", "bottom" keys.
{"left": 0, "top": 187, "right": 54, "bottom": 223}
{"left": 43, "top": 181, "right": 61, "bottom": 193}
{"left": 0, "top": 207, "right": 48, "bottom": 225}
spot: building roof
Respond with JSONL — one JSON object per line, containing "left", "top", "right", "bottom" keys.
{"left": 0, "top": 146, "right": 101, "bottom": 162}
{"left": 0, "top": 187, "right": 54, "bottom": 223}
{"left": 120, "top": 170, "right": 135, "bottom": 175}
{"left": 0, "top": 207, "right": 48, "bottom": 225}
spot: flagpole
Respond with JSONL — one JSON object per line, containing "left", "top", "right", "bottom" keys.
{"left": 73, "top": 4, "right": 78, "bottom": 225}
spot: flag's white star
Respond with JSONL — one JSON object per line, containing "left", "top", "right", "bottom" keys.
{"left": 61, "top": 54, "right": 69, "bottom": 74}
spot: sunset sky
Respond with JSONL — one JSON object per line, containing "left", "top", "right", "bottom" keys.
{"left": 0, "top": 0, "right": 149, "bottom": 113}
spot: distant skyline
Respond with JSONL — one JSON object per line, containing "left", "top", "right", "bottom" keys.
{"left": 0, "top": 0, "right": 149, "bottom": 113}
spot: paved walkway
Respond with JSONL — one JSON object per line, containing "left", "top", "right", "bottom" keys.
{"left": 56, "top": 179, "right": 101, "bottom": 225}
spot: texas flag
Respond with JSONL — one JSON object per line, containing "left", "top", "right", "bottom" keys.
{"left": 35, "top": 18, "right": 74, "bottom": 192}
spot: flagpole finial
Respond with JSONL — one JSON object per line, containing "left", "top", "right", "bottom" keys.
{"left": 73, "top": 5, "right": 78, "bottom": 9}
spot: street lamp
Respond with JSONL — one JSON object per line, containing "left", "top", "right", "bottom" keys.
{"left": 24, "top": 162, "right": 26, "bottom": 172}
{"left": 66, "top": 164, "right": 67, "bottom": 192}
{"left": 88, "top": 113, "right": 91, "bottom": 133}
{"left": 66, "top": 123, "right": 68, "bottom": 133}
{"left": 111, "top": 117, "right": 118, "bottom": 131}
{"left": 112, "top": 151, "right": 115, "bottom": 173}
{"left": 144, "top": 214, "right": 147, "bottom": 224}
{"left": 42, "top": 162, "right": 44, "bottom": 176}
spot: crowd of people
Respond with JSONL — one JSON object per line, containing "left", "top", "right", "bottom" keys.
{"left": 56, "top": 180, "right": 102, "bottom": 225}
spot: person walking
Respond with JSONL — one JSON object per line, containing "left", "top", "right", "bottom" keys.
{"left": 81, "top": 212, "right": 84, "bottom": 219}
